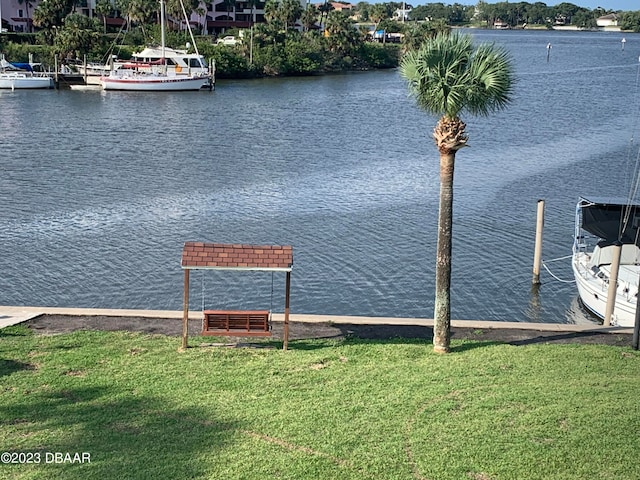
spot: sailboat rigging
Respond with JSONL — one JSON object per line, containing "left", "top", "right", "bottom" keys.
{"left": 571, "top": 57, "right": 640, "bottom": 327}
{"left": 100, "top": 0, "right": 212, "bottom": 91}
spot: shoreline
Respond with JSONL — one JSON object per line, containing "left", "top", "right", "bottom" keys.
{"left": 1, "top": 305, "right": 632, "bottom": 334}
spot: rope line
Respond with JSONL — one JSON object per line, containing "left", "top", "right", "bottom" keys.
{"left": 541, "top": 261, "right": 575, "bottom": 283}
{"left": 542, "top": 254, "right": 573, "bottom": 263}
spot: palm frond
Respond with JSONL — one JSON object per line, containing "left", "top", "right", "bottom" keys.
{"left": 464, "top": 42, "right": 514, "bottom": 116}
{"left": 400, "top": 31, "right": 514, "bottom": 120}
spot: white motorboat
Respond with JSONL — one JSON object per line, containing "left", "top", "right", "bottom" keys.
{"left": 0, "top": 58, "right": 53, "bottom": 89}
{"left": 100, "top": 0, "right": 211, "bottom": 91}
{"left": 572, "top": 197, "right": 640, "bottom": 326}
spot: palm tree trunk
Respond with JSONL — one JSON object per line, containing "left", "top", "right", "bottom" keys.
{"left": 433, "top": 151, "right": 455, "bottom": 353}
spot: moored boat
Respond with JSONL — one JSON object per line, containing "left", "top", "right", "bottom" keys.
{"left": 100, "top": 0, "right": 211, "bottom": 92}
{"left": 572, "top": 197, "right": 640, "bottom": 326}
{"left": 100, "top": 70, "right": 210, "bottom": 91}
{"left": 0, "top": 57, "right": 53, "bottom": 89}
{"left": 84, "top": 46, "right": 210, "bottom": 85}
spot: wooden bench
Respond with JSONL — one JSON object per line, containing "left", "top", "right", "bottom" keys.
{"left": 202, "top": 309, "right": 271, "bottom": 337}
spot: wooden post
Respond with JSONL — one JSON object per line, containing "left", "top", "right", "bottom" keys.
{"left": 633, "top": 272, "right": 640, "bottom": 350}
{"left": 604, "top": 242, "right": 622, "bottom": 326}
{"left": 532, "top": 199, "right": 545, "bottom": 285}
{"left": 283, "top": 270, "right": 291, "bottom": 351}
{"left": 181, "top": 269, "right": 190, "bottom": 349}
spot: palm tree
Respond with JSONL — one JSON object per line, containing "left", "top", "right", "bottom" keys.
{"left": 317, "top": 1, "right": 333, "bottom": 31}
{"left": 222, "top": 0, "right": 236, "bottom": 24}
{"left": 400, "top": 31, "right": 513, "bottom": 353}
{"left": 324, "top": 10, "right": 357, "bottom": 54}
{"left": 264, "top": 0, "right": 281, "bottom": 28}
{"left": 280, "top": 0, "right": 302, "bottom": 30}
{"left": 369, "top": 3, "right": 387, "bottom": 40}
{"left": 95, "top": 0, "right": 113, "bottom": 34}
{"left": 301, "top": 3, "right": 318, "bottom": 32}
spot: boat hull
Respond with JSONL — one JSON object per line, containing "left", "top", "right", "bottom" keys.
{"left": 100, "top": 74, "right": 209, "bottom": 91}
{"left": 572, "top": 251, "right": 639, "bottom": 327}
{"left": 0, "top": 74, "right": 53, "bottom": 89}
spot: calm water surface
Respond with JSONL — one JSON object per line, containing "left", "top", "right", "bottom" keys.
{"left": 2, "top": 29, "right": 640, "bottom": 323}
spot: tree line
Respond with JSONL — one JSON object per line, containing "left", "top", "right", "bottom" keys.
{"left": 405, "top": 2, "right": 640, "bottom": 30}
{"left": 1, "top": 0, "right": 640, "bottom": 77}
{"left": 0, "top": 0, "right": 447, "bottom": 77}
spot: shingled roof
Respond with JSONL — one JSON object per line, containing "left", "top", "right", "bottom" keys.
{"left": 181, "top": 242, "right": 293, "bottom": 271}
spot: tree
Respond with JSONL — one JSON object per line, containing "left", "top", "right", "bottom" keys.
{"left": 317, "top": 1, "right": 334, "bottom": 31}
{"left": 369, "top": 3, "right": 388, "bottom": 37}
{"left": 54, "top": 13, "right": 101, "bottom": 60}
{"left": 246, "top": 0, "right": 261, "bottom": 25}
{"left": 324, "top": 10, "right": 358, "bottom": 54}
{"left": 95, "top": 0, "right": 113, "bottom": 34}
{"left": 400, "top": 32, "right": 513, "bottom": 353}
{"left": 196, "top": 6, "right": 206, "bottom": 34}
{"left": 32, "top": 0, "right": 76, "bottom": 44}
{"left": 356, "top": 1, "right": 370, "bottom": 21}
{"left": 221, "top": 0, "right": 236, "bottom": 24}
{"left": 264, "top": 0, "right": 282, "bottom": 28}
{"left": 402, "top": 20, "right": 449, "bottom": 52}
{"left": 116, "top": 0, "right": 156, "bottom": 31}
{"left": 301, "top": 3, "right": 318, "bottom": 32}
{"left": 620, "top": 11, "right": 640, "bottom": 32}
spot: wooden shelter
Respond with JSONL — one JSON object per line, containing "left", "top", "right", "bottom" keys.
{"left": 180, "top": 242, "right": 293, "bottom": 350}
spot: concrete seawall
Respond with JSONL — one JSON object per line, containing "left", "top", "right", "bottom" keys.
{"left": 0, "top": 305, "right": 632, "bottom": 334}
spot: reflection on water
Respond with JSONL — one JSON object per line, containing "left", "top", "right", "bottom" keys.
{"left": 1, "top": 30, "right": 639, "bottom": 323}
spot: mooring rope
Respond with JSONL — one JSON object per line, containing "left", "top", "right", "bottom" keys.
{"left": 542, "top": 254, "right": 573, "bottom": 263}
{"left": 541, "top": 255, "right": 576, "bottom": 283}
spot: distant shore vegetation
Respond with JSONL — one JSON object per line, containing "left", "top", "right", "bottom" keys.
{"left": 1, "top": 1, "right": 639, "bottom": 78}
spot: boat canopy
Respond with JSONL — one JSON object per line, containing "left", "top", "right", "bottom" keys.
{"left": 580, "top": 196, "right": 640, "bottom": 245}
{"left": 9, "top": 62, "right": 33, "bottom": 72}
{"left": 0, "top": 59, "right": 33, "bottom": 71}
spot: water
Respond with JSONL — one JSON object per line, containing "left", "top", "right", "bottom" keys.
{"left": 2, "top": 29, "right": 640, "bottom": 323}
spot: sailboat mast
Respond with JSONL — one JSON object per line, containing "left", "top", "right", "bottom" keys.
{"left": 160, "top": 0, "right": 166, "bottom": 63}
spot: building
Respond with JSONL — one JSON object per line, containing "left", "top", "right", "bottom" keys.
{"left": 596, "top": 13, "right": 618, "bottom": 28}
{"left": 0, "top": 0, "right": 306, "bottom": 35}
{"left": 394, "top": 6, "right": 411, "bottom": 22}
{"left": 1, "top": 0, "right": 41, "bottom": 32}
{"left": 314, "top": 2, "right": 353, "bottom": 12}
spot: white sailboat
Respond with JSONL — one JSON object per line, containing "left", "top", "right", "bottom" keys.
{"left": 571, "top": 58, "right": 640, "bottom": 327}
{"left": 572, "top": 197, "right": 640, "bottom": 327}
{"left": 0, "top": 56, "right": 54, "bottom": 89}
{"left": 84, "top": 45, "right": 209, "bottom": 85}
{"left": 100, "top": 0, "right": 210, "bottom": 91}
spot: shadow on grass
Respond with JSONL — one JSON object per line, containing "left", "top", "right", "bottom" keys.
{"left": 1, "top": 385, "right": 240, "bottom": 479}
{"left": 449, "top": 341, "right": 506, "bottom": 353}
{"left": 507, "top": 330, "right": 621, "bottom": 346}
{"left": 264, "top": 323, "right": 511, "bottom": 352}
{"left": 0, "top": 359, "right": 36, "bottom": 377}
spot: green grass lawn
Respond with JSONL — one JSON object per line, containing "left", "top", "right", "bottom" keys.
{"left": 1, "top": 325, "right": 639, "bottom": 480}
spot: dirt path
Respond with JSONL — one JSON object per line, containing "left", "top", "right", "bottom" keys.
{"left": 23, "top": 314, "right": 635, "bottom": 347}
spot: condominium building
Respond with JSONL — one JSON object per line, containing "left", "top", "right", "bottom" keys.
{"left": 0, "top": 0, "right": 276, "bottom": 35}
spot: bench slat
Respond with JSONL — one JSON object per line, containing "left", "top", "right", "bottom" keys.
{"left": 202, "top": 309, "right": 271, "bottom": 337}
